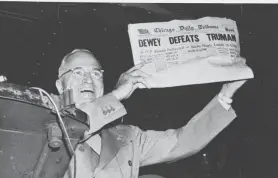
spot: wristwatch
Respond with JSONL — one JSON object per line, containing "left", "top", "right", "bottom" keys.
{"left": 218, "top": 92, "right": 233, "bottom": 104}
{"left": 218, "top": 92, "right": 233, "bottom": 110}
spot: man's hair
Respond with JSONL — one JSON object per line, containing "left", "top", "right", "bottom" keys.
{"left": 58, "top": 49, "right": 101, "bottom": 78}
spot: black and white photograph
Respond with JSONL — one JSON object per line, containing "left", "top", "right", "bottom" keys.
{"left": 0, "top": 1, "right": 276, "bottom": 178}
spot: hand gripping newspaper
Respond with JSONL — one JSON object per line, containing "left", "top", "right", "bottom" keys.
{"left": 128, "top": 17, "right": 254, "bottom": 88}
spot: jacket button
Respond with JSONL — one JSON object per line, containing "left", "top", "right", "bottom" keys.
{"left": 128, "top": 160, "right": 132, "bottom": 166}
{"left": 103, "top": 110, "right": 107, "bottom": 115}
{"left": 78, "top": 145, "right": 85, "bottom": 152}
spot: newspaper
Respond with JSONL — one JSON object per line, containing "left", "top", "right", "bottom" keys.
{"left": 128, "top": 17, "right": 254, "bottom": 88}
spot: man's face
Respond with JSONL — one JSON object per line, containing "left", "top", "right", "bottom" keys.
{"left": 57, "top": 52, "right": 104, "bottom": 105}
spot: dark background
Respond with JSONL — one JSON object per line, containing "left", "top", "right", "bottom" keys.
{"left": 0, "top": 2, "right": 276, "bottom": 178}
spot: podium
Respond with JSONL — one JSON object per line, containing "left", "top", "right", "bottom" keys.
{"left": 0, "top": 83, "right": 88, "bottom": 178}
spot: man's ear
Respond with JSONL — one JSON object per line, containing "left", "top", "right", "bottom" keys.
{"left": 56, "top": 79, "right": 64, "bottom": 94}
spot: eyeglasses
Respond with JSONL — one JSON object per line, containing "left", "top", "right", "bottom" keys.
{"left": 60, "top": 67, "right": 104, "bottom": 80}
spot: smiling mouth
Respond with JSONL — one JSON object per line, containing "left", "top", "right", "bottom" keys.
{"left": 79, "top": 88, "right": 95, "bottom": 93}
{"left": 79, "top": 88, "right": 96, "bottom": 99}
{"left": 80, "top": 90, "right": 94, "bottom": 93}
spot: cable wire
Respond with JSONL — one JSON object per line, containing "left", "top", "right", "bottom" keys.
{"left": 30, "top": 87, "right": 76, "bottom": 178}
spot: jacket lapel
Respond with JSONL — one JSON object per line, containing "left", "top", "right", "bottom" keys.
{"left": 97, "top": 128, "right": 128, "bottom": 170}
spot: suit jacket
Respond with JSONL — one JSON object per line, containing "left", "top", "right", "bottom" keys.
{"left": 64, "top": 94, "right": 237, "bottom": 178}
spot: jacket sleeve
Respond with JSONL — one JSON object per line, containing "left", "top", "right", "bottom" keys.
{"left": 78, "top": 93, "right": 127, "bottom": 134}
{"left": 137, "top": 96, "right": 237, "bottom": 167}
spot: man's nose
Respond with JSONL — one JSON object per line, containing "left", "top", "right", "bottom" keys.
{"left": 82, "top": 74, "right": 94, "bottom": 84}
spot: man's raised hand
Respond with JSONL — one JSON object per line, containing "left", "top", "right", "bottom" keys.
{"left": 112, "top": 63, "right": 150, "bottom": 101}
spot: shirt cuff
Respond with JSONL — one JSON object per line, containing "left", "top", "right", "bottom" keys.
{"left": 218, "top": 92, "right": 233, "bottom": 110}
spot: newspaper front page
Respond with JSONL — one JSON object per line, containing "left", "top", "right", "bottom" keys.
{"left": 128, "top": 17, "right": 254, "bottom": 88}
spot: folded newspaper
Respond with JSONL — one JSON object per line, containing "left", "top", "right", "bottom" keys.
{"left": 128, "top": 17, "right": 254, "bottom": 88}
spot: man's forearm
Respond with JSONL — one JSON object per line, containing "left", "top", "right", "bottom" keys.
{"left": 139, "top": 95, "right": 237, "bottom": 166}
{"left": 77, "top": 93, "right": 127, "bottom": 135}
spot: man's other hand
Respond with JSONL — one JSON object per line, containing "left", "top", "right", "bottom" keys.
{"left": 112, "top": 63, "right": 150, "bottom": 101}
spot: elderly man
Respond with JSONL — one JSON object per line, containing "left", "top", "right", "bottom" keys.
{"left": 55, "top": 49, "right": 245, "bottom": 178}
